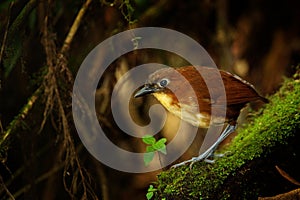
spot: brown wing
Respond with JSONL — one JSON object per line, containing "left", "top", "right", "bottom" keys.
{"left": 177, "top": 66, "right": 266, "bottom": 106}
{"left": 220, "top": 70, "right": 267, "bottom": 105}
{"left": 178, "top": 66, "right": 267, "bottom": 121}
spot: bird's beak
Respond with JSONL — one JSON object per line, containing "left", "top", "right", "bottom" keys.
{"left": 134, "top": 84, "right": 158, "bottom": 98}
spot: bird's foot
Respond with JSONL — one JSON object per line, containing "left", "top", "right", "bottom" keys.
{"left": 171, "top": 158, "right": 194, "bottom": 168}
{"left": 188, "top": 154, "right": 216, "bottom": 168}
{"left": 171, "top": 152, "right": 214, "bottom": 169}
{"left": 171, "top": 124, "right": 236, "bottom": 169}
{"left": 171, "top": 151, "right": 231, "bottom": 168}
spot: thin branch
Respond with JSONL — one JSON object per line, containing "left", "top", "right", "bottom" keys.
{"left": 275, "top": 165, "right": 300, "bottom": 186}
{"left": 0, "top": 174, "right": 15, "bottom": 200}
{"left": 0, "top": 86, "right": 42, "bottom": 148}
{"left": 0, "top": 0, "right": 39, "bottom": 147}
{"left": 1, "top": 0, "right": 96, "bottom": 198}
{"left": 1, "top": 0, "right": 92, "bottom": 147}
{"left": 41, "top": 0, "right": 97, "bottom": 198}
{"left": 60, "top": 0, "right": 92, "bottom": 55}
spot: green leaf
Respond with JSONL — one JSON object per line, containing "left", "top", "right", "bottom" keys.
{"left": 157, "top": 138, "right": 167, "bottom": 144}
{"left": 153, "top": 139, "right": 166, "bottom": 150}
{"left": 158, "top": 146, "right": 167, "bottom": 155}
{"left": 148, "top": 184, "right": 154, "bottom": 191}
{"left": 142, "top": 135, "right": 156, "bottom": 145}
{"left": 144, "top": 152, "right": 154, "bottom": 166}
{"left": 146, "top": 191, "right": 153, "bottom": 200}
{"left": 146, "top": 185, "right": 157, "bottom": 199}
{"left": 146, "top": 146, "right": 156, "bottom": 153}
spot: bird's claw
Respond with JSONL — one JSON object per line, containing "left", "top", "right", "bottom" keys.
{"left": 171, "top": 159, "right": 193, "bottom": 168}
{"left": 171, "top": 150, "right": 232, "bottom": 169}
{"left": 171, "top": 154, "right": 214, "bottom": 169}
{"left": 171, "top": 125, "right": 236, "bottom": 169}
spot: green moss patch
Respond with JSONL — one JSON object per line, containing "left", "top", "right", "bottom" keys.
{"left": 153, "top": 71, "right": 300, "bottom": 199}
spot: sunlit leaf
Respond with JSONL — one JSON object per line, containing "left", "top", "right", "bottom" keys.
{"left": 144, "top": 152, "right": 154, "bottom": 166}
{"left": 142, "top": 135, "right": 156, "bottom": 145}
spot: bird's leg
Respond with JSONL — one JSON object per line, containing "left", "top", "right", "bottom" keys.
{"left": 203, "top": 124, "right": 236, "bottom": 161}
{"left": 171, "top": 124, "right": 237, "bottom": 168}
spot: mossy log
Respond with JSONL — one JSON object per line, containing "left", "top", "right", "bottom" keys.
{"left": 153, "top": 71, "right": 300, "bottom": 200}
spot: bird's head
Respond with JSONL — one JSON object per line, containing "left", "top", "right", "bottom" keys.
{"left": 133, "top": 67, "right": 197, "bottom": 105}
{"left": 134, "top": 68, "right": 173, "bottom": 98}
{"left": 133, "top": 67, "right": 208, "bottom": 127}
{"left": 133, "top": 67, "right": 203, "bottom": 105}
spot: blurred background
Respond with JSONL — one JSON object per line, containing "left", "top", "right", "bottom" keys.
{"left": 0, "top": 0, "right": 300, "bottom": 199}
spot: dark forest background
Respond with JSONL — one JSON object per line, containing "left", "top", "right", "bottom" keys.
{"left": 0, "top": 0, "right": 300, "bottom": 199}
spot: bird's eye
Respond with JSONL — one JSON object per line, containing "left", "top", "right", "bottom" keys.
{"left": 158, "top": 78, "right": 169, "bottom": 87}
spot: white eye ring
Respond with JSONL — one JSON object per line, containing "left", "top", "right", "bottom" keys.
{"left": 158, "top": 78, "right": 169, "bottom": 88}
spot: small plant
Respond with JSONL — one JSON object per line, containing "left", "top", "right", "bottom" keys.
{"left": 146, "top": 184, "right": 157, "bottom": 200}
{"left": 142, "top": 135, "right": 167, "bottom": 166}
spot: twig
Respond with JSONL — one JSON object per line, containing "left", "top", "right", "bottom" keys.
{"left": 0, "top": 174, "right": 15, "bottom": 200}
{"left": 0, "top": 0, "right": 40, "bottom": 147}
{"left": 0, "top": 86, "right": 42, "bottom": 148}
{"left": 1, "top": 0, "right": 96, "bottom": 198}
{"left": 275, "top": 165, "right": 300, "bottom": 186}
{"left": 1, "top": 0, "right": 92, "bottom": 147}
{"left": 60, "top": 0, "right": 92, "bottom": 55}
{"left": 41, "top": 0, "right": 96, "bottom": 198}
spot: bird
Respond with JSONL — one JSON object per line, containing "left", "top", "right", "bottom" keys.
{"left": 134, "top": 66, "right": 268, "bottom": 167}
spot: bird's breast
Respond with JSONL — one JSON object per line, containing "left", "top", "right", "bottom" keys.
{"left": 153, "top": 93, "right": 212, "bottom": 128}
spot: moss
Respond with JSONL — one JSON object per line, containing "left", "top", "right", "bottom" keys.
{"left": 153, "top": 71, "right": 300, "bottom": 199}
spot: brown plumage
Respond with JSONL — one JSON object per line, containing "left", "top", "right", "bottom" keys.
{"left": 135, "top": 66, "right": 267, "bottom": 128}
